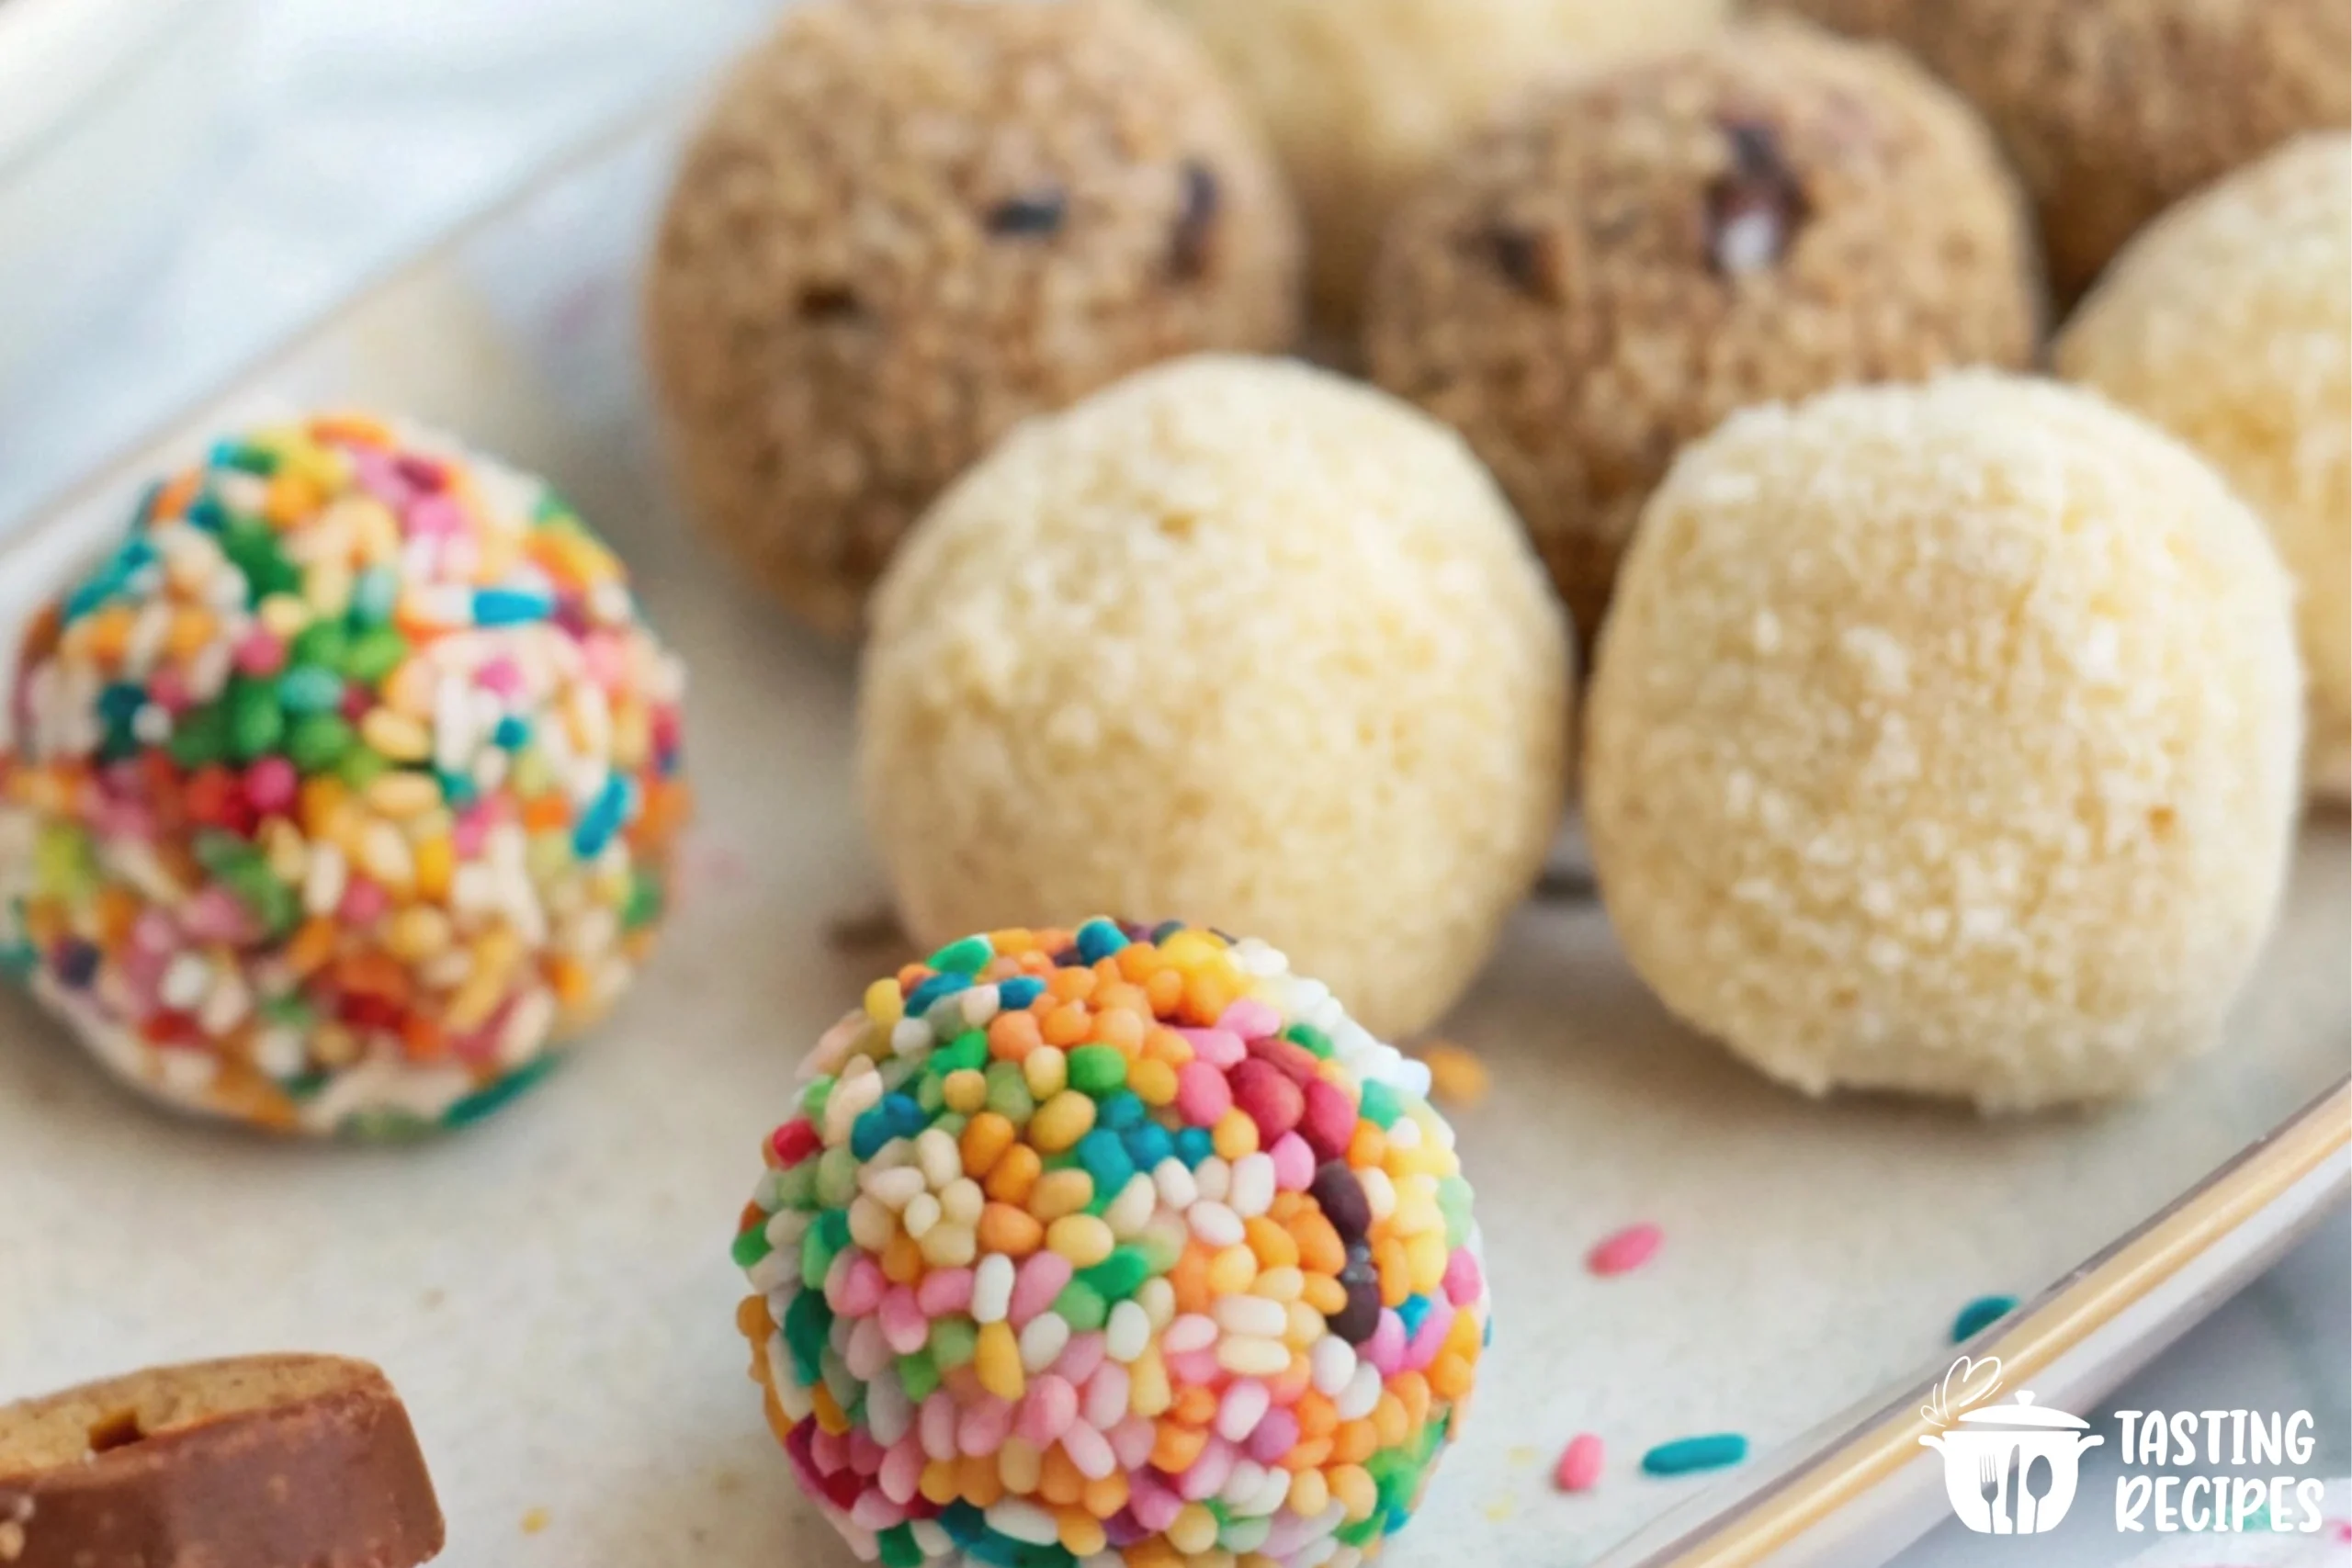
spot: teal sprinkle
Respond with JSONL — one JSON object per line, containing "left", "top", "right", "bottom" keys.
{"left": 928, "top": 934, "right": 993, "bottom": 975}
{"left": 351, "top": 564, "right": 401, "bottom": 625}
{"left": 1642, "top": 1434, "right": 1748, "bottom": 1476}
{"left": 1284, "top": 1022, "right": 1335, "bottom": 1058}
{"left": 1951, "top": 1294, "right": 2018, "bottom": 1343}
{"left": 1359, "top": 1079, "right": 1403, "bottom": 1128}
{"left": 277, "top": 664, "right": 345, "bottom": 715}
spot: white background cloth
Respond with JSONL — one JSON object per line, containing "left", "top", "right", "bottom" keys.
{"left": 0, "top": 4, "right": 2343, "bottom": 1563}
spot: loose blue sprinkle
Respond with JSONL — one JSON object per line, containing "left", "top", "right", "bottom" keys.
{"left": 996, "top": 976, "right": 1046, "bottom": 1010}
{"left": 1075, "top": 918, "right": 1129, "bottom": 963}
{"left": 903, "top": 971, "right": 970, "bottom": 1017}
{"left": 1642, "top": 1434, "right": 1748, "bottom": 1477}
{"left": 1075, "top": 1128, "right": 1134, "bottom": 1193}
{"left": 571, "top": 773, "right": 631, "bottom": 857}
{"left": 492, "top": 714, "right": 532, "bottom": 750}
{"left": 1396, "top": 1293, "right": 1432, "bottom": 1337}
{"left": 472, "top": 587, "right": 552, "bottom": 626}
{"left": 186, "top": 493, "right": 229, "bottom": 532}
{"left": 852, "top": 1094, "right": 925, "bottom": 1159}
{"left": 1951, "top": 1294, "right": 2018, "bottom": 1343}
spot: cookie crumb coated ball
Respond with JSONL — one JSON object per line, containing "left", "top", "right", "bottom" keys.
{"left": 1365, "top": 22, "right": 2039, "bottom": 649}
{"left": 1585, "top": 375, "right": 2302, "bottom": 1111}
{"left": 2058, "top": 134, "right": 2352, "bottom": 803}
{"left": 859, "top": 355, "right": 1570, "bottom": 1041}
{"left": 1157, "top": 0, "right": 1727, "bottom": 330}
{"left": 0, "top": 416, "right": 688, "bottom": 1136}
{"left": 1778, "top": 0, "right": 2350, "bottom": 300}
{"left": 647, "top": 0, "right": 1302, "bottom": 639}
{"left": 733, "top": 920, "right": 1489, "bottom": 1568}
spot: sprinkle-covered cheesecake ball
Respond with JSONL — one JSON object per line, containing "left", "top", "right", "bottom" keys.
{"left": 1586, "top": 375, "right": 2302, "bottom": 1111}
{"left": 1365, "top": 22, "right": 2040, "bottom": 650}
{"left": 0, "top": 416, "right": 688, "bottom": 1135}
{"left": 2058, "top": 134, "right": 2352, "bottom": 803}
{"left": 647, "top": 0, "right": 1303, "bottom": 639}
{"left": 858, "top": 355, "right": 1571, "bottom": 1042}
{"left": 1775, "top": 0, "right": 2349, "bottom": 300}
{"left": 733, "top": 921, "right": 1488, "bottom": 1568}
{"left": 1154, "top": 0, "right": 1728, "bottom": 331}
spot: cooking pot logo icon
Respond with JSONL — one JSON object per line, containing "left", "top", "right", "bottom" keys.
{"left": 1918, "top": 1358, "right": 2104, "bottom": 1535}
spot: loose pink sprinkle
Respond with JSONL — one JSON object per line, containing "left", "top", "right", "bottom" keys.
{"left": 1587, "top": 1222, "right": 1664, "bottom": 1278}
{"left": 1555, "top": 1434, "right": 1605, "bottom": 1493}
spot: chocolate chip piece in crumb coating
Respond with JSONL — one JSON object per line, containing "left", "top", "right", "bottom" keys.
{"left": 646, "top": 0, "right": 1302, "bottom": 640}
{"left": 1366, "top": 20, "right": 2039, "bottom": 660}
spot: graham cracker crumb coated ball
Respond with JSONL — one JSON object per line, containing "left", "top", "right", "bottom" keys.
{"left": 647, "top": 0, "right": 1302, "bottom": 639}
{"left": 859, "top": 355, "right": 1571, "bottom": 1041}
{"left": 1776, "top": 0, "right": 2351, "bottom": 301}
{"left": 2058, "top": 134, "right": 2352, "bottom": 803}
{"left": 1585, "top": 374, "right": 2303, "bottom": 1111}
{"left": 1365, "top": 23, "right": 2040, "bottom": 652}
{"left": 1156, "top": 0, "right": 1728, "bottom": 331}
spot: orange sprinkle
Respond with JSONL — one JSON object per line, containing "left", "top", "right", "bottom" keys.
{"left": 1292, "top": 1213, "right": 1346, "bottom": 1276}
{"left": 983, "top": 1144, "right": 1042, "bottom": 1205}
{"left": 1150, "top": 1421, "right": 1208, "bottom": 1473}
{"left": 734, "top": 1293, "right": 770, "bottom": 1340}
{"left": 1375, "top": 1237, "right": 1412, "bottom": 1308}
{"left": 960, "top": 1112, "right": 1017, "bottom": 1179}
{"left": 1041, "top": 1002, "right": 1091, "bottom": 1047}
{"left": 1245, "top": 1216, "right": 1300, "bottom": 1270}
{"left": 1038, "top": 1446, "right": 1085, "bottom": 1506}
{"left": 977, "top": 1202, "right": 1043, "bottom": 1257}
{"left": 1170, "top": 1384, "right": 1218, "bottom": 1427}
{"left": 1329, "top": 1421, "right": 1376, "bottom": 1466}
{"left": 987, "top": 1010, "right": 1043, "bottom": 1061}
{"left": 880, "top": 1234, "right": 924, "bottom": 1285}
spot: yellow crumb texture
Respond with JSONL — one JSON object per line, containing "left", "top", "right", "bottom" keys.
{"left": 2058, "top": 132, "right": 2351, "bottom": 802}
{"left": 861, "top": 355, "right": 1573, "bottom": 1039}
{"left": 1585, "top": 372, "right": 2303, "bottom": 1111}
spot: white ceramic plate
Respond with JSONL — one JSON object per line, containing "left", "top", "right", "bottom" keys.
{"left": 0, "top": 107, "right": 2344, "bottom": 1568}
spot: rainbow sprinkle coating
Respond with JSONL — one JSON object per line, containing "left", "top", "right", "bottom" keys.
{"left": 0, "top": 414, "right": 688, "bottom": 1135}
{"left": 734, "top": 920, "right": 1489, "bottom": 1568}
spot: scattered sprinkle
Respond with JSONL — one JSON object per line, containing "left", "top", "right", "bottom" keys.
{"left": 824, "top": 905, "right": 910, "bottom": 953}
{"left": 1554, "top": 1433, "right": 1605, "bottom": 1493}
{"left": 1641, "top": 1434, "right": 1748, "bottom": 1477}
{"left": 1586, "top": 1222, "right": 1664, "bottom": 1277}
{"left": 1419, "top": 1042, "right": 1491, "bottom": 1107}
{"left": 520, "top": 1507, "right": 550, "bottom": 1535}
{"left": 1951, "top": 1293, "right": 2018, "bottom": 1343}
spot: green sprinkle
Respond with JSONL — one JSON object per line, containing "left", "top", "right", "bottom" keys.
{"left": 1359, "top": 1079, "right": 1402, "bottom": 1128}
{"left": 896, "top": 1350, "right": 940, "bottom": 1402}
{"left": 933, "top": 1030, "right": 989, "bottom": 1077}
{"left": 783, "top": 1292, "right": 831, "bottom": 1386}
{"left": 984, "top": 1062, "right": 1035, "bottom": 1123}
{"left": 1067, "top": 1044, "right": 1127, "bottom": 1096}
{"left": 288, "top": 621, "right": 347, "bottom": 670}
{"left": 1284, "top": 1023, "right": 1335, "bottom": 1058}
{"left": 926, "top": 1317, "right": 977, "bottom": 1371}
{"left": 343, "top": 624, "right": 409, "bottom": 682}
{"left": 220, "top": 520, "right": 300, "bottom": 599}
{"left": 730, "top": 1224, "right": 773, "bottom": 1269}
{"left": 335, "top": 747, "right": 390, "bottom": 790}
{"left": 800, "top": 1076, "right": 836, "bottom": 1120}
{"left": 284, "top": 713, "right": 352, "bottom": 773}
{"left": 1078, "top": 1247, "right": 1149, "bottom": 1302}
{"left": 878, "top": 1524, "right": 924, "bottom": 1568}
{"left": 814, "top": 1147, "right": 859, "bottom": 1209}
{"left": 1054, "top": 1280, "right": 1109, "bottom": 1332}
{"left": 166, "top": 704, "right": 231, "bottom": 768}
{"left": 928, "top": 935, "right": 992, "bottom": 975}
{"left": 226, "top": 678, "right": 284, "bottom": 761}
{"left": 277, "top": 663, "right": 344, "bottom": 715}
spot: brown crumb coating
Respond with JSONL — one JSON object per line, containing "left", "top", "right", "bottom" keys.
{"left": 646, "top": 0, "right": 1302, "bottom": 637}
{"left": 1775, "top": 0, "right": 2351, "bottom": 301}
{"left": 1363, "top": 22, "right": 2040, "bottom": 651}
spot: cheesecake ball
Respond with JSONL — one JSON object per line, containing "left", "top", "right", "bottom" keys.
{"left": 1775, "top": 0, "right": 2351, "bottom": 300}
{"left": 0, "top": 416, "right": 689, "bottom": 1136}
{"left": 858, "top": 356, "right": 1570, "bottom": 1040}
{"left": 647, "top": 0, "right": 1303, "bottom": 639}
{"left": 1155, "top": 0, "right": 1727, "bottom": 331}
{"left": 1585, "top": 374, "right": 2302, "bottom": 1111}
{"left": 1365, "top": 23, "right": 2039, "bottom": 650}
{"left": 2058, "top": 135, "right": 2352, "bottom": 802}
{"left": 733, "top": 920, "right": 1490, "bottom": 1568}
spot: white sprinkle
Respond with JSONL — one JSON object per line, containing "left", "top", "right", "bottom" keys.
{"left": 1336, "top": 1360, "right": 1383, "bottom": 1421}
{"left": 1152, "top": 1158, "right": 1198, "bottom": 1212}
{"left": 1018, "top": 1312, "right": 1070, "bottom": 1373}
{"left": 890, "top": 1018, "right": 933, "bottom": 1057}
{"left": 1193, "top": 1156, "right": 1231, "bottom": 1202}
{"left": 158, "top": 952, "right": 209, "bottom": 1010}
{"left": 1216, "top": 1379, "right": 1270, "bottom": 1441}
{"left": 1359, "top": 1167, "right": 1396, "bottom": 1224}
{"left": 1104, "top": 1300, "right": 1150, "bottom": 1363}
{"left": 1188, "top": 1201, "right": 1245, "bottom": 1248}
{"left": 902, "top": 1192, "right": 942, "bottom": 1240}
{"left": 985, "top": 1498, "right": 1059, "bottom": 1547}
{"left": 972, "top": 1255, "right": 1015, "bottom": 1325}
{"left": 1310, "top": 1336, "right": 1356, "bottom": 1396}
{"left": 959, "top": 985, "right": 1000, "bottom": 1028}
{"left": 1135, "top": 1277, "right": 1175, "bottom": 1330}
{"left": 914, "top": 1128, "right": 962, "bottom": 1190}
{"left": 1227, "top": 1153, "right": 1276, "bottom": 1219}
{"left": 1213, "top": 1295, "right": 1286, "bottom": 1339}
{"left": 858, "top": 1164, "right": 925, "bottom": 1211}
{"left": 496, "top": 986, "right": 555, "bottom": 1066}
{"left": 196, "top": 968, "right": 251, "bottom": 1035}
{"left": 1215, "top": 1336, "right": 1288, "bottom": 1377}
{"left": 1102, "top": 1172, "right": 1157, "bottom": 1239}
